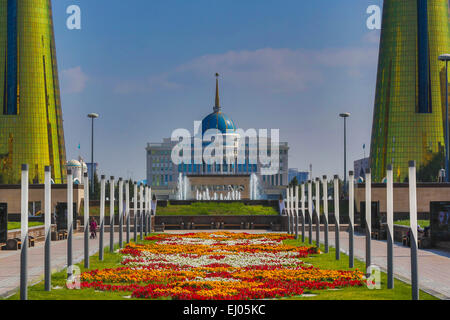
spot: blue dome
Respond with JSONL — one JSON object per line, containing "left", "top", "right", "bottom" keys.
{"left": 202, "top": 111, "right": 237, "bottom": 135}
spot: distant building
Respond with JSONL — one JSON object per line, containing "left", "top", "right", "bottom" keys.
{"left": 354, "top": 158, "right": 370, "bottom": 179}
{"left": 288, "top": 169, "right": 309, "bottom": 184}
{"left": 146, "top": 75, "right": 289, "bottom": 200}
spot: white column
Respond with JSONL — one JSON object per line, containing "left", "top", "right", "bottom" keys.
{"left": 83, "top": 172, "right": 90, "bottom": 268}
{"left": 295, "top": 185, "right": 299, "bottom": 239}
{"left": 44, "top": 166, "right": 51, "bottom": 291}
{"left": 109, "top": 176, "right": 115, "bottom": 253}
{"left": 349, "top": 171, "right": 355, "bottom": 268}
{"left": 44, "top": 167, "right": 51, "bottom": 248}
{"left": 139, "top": 185, "right": 144, "bottom": 239}
{"left": 308, "top": 180, "right": 313, "bottom": 244}
{"left": 67, "top": 169, "right": 74, "bottom": 278}
{"left": 408, "top": 161, "right": 419, "bottom": 300}
{"left": 301, "top": 183, "right": 305, "bottom": 214}
{"left": 67, "top": 172, "right": 73, "bottom": 239}
{"left": 334, "top": 176, "right": 340, "bottom": 229}
{"left": 322, "top": 175, "right": 329, "bottom": 253}
{"left": 126, "top": 180, "right": 130, "bottom": 243}
{"left": 118, "top": 178, "right": 123, "bottom": 247}
{"left": 99, "top": 175, "right": 105, "bottom": 261}
{"left": 20, "top": 164, "right": 29, "bottom": 300}
{"left": 386, "top": 164, "right": 394, "bottom": 289}
{"left": 21, "top": 165, "right": 29, "bottom": 246}
{"left": 315, "top": 178, "right": 320, "bottom": 246}
{"left": 286, "top": 187, "right": 291, "bottom": 233}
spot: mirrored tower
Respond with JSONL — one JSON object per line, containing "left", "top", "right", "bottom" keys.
{"left": 0, "top": 0, "right": 66, "bottom": 184}
{"left": 370, "top": 0, "right": 450, "bottom": 182}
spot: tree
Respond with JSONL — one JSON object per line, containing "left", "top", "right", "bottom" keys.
{"left": 128, "top": 179, "right": 135, "bottom": 199}
{"left": 89, "top": 172, "right": 101, "bottom": 200}
{"left": 289, "top": 176, "right": 299, "bottom": 187}
{"left": 417, "top": 147, "right": 445, "bottom": 182}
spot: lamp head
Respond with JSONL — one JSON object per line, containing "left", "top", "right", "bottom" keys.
{"left": 438, "top": 54, "right": 450, "bottom": 61}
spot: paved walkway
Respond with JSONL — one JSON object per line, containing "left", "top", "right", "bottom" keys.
{"left": 0, "top": 232, "right": 120, "bottom": 298}
{"left": 309, "top": 229, "right": 450, "bottom": 300}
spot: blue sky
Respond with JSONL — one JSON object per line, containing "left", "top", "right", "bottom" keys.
{"left": 52, "top": 0, "right": 383, "bottom": 180}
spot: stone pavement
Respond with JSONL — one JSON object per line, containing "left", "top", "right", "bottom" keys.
{"left": 311, "top": 229, "right": 450, "bottom": 300}
{"left": 0, "top": 232, "right": 120, "bottom": 298}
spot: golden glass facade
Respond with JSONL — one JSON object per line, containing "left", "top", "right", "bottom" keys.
{"left": 0, "top": 0, "right": 66, "bottom": 184}
{"left": 370, "top": 0, "right": 450, "bottom": 182}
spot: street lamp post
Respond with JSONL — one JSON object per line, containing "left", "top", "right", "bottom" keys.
{"left": 339, "top": 113, "right": 351, "bottom": 193}
{"left": 438, "top": 54, "right": 450, "bottom": 182}
{"left": 87, "top": 113, "right": 99, "bottom": 193}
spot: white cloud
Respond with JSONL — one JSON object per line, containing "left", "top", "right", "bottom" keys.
{"left": 61, "top": 66, "right": 88, "bottom": 94}
{"left": 114, "top": 45, "right": 378, "bottom": 94}
{"left": 114, "top": 72, "right": 180, "bottom": 94}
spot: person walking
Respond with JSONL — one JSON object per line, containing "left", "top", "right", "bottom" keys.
{"left": 89, "top": 217, "right": 98, "bottom": 239}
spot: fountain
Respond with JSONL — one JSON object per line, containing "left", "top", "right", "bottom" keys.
{"left": 176, "top": 173, "right": 191, "bottom": 200}
{"left": 177, "top": 173, "right": 183, "bottom": 200}
{"left": 250, "top": 173, "right": 261, "bottom": 200}
{"left": 183, "top": 175, "right": 189, "bottom": 200}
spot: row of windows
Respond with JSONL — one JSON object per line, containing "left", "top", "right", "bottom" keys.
{"left": 176, "top": 163, "right": 259, "bottom": 174}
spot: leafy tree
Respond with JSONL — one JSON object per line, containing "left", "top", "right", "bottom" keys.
{"left": 289, "top": 176, "right": 299, "bottom": 187}
{"left": 417, "top": 147, "right": 445, "bottom": 182}
{"left": 89, "top": 172, "right": 101, "bottom": 200}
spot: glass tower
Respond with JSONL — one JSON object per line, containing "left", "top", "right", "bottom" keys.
{"left": 370, "top": 0, "right": 450, "bottom": 182}
{"left": 0, "top": 0, "right": 66, "bottom": 184}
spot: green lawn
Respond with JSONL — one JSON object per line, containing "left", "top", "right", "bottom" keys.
{"left": 80, "top": 202, "right": 278, "bottom": 216}
{"left": 3, "top": 234, "right": 438, "bottom": 300}
{"left": 394, "top": 220, "right": 430, "bottom": 228}
{"left": 283, "top": 238, "right": 437, "bottom": 300}
{"left": 7, "top": 221, "right": 44, "bottom": 231}
{"left": 156, "top": 202, "right": 278, "bottom": 216}
{"left": 79, "top": 205, "right": 118, "bottom": 216}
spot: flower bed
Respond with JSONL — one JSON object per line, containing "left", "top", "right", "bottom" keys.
{"left": 79, "top": 232, "right": 364, "bottom": 300}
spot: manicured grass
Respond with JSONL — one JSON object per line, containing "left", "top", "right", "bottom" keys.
{"left": 3, "top": 234, "right": 439, "bottom": 300}
{"left": 394, "top": 220, "right": 430, "bottom": 228}
{"left": 156, "top": 202, "right": 278, "bottom": 216}
{"left": 7, "top": 221, "right": 44, "bottom": 231}
{"left": 282, "top": 238, "right": 437, "bottom": 300}
{"left": 79, "top": 205, "right": 118, "bottom": 216}
{"left": 4, "top": 237, "right": 151, "bottom": 300}
{"left": 81, "top": 202, "right": 278, "bottom": 216}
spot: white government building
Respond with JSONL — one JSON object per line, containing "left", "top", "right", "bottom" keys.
{"left": 146, "top": 76, "right": 289, "bottom": 200}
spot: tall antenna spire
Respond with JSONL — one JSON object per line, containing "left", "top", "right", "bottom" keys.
{"left": 214, "top": 73, "right": 220, "bottom": 112}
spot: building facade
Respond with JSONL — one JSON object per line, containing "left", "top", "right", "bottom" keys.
{"left": 146, "top": 76, "right": 289, "bottom": 199}
{"left": 0, "top": 0, "right": 66, "bottom": 184}
{"left": 370, "top": 0, "right": 450, "bottom": 182}
{"left": 288, "top": 168, "right": 309, "bottom": 184}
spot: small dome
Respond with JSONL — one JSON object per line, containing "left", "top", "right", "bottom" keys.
{"left": 67, "top": 160, "right": 81, "bottom": 167}
{"left": 202, "top": 112, "right": 236, "bottom": 135}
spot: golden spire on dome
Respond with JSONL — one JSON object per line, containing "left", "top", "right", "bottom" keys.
{"left": 214, "top": 73, "right": 221, "bottom": 112}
